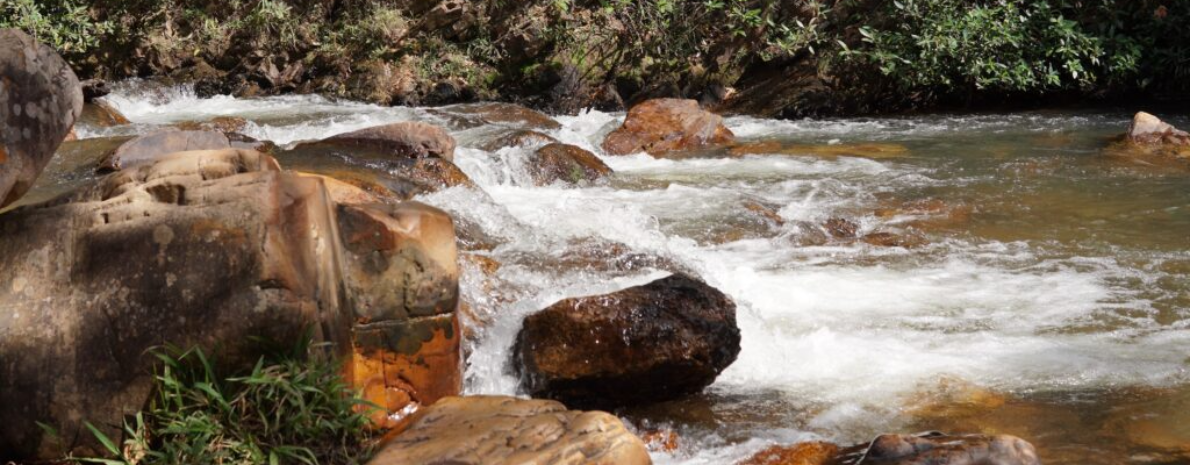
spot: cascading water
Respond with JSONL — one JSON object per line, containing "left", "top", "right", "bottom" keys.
{"left": 65, "top": 83, "right": 1190, "bottom": 464}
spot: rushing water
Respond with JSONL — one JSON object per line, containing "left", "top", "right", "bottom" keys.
{"left": 57, "top": 82, "right": 1190, "bottom": 464}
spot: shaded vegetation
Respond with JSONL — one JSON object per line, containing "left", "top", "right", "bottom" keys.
{"left": 74, "top": 340, "right": 375, "bottom": 465}
{"left": 4, "top": 0, "right": 1188, "bottom": 113}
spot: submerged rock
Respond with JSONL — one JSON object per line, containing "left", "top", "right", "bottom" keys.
{"left": 738, "top": 441, "right": 840, "bottom": 465}
{"left": 514, "top": 273, "right": 741, "bottom": 408}
{"left": 730, "top": 142, "right": 910, "bottom": 160}
{"left": 527, "top": 143, "right": 612, "bottom": 185}
{"left": 836, "top": 432, "right": 1041, "bottom": 465}
{"left": 1105, "top": 112, "right": 1190, "bottom": 164}
{"left": 430, "top": 102, "right": 561, "bottom": 130}
{"left": 173, "top": 115, "right": 249, "bottom": 133}
{"left": 477, "top": 128, "right": 558, "bottom": 151}
{"left": 602, "top": 99, "right": 735, "bottom": 156}
{"left": 0, "top": 29, "right": 84, "bottom": 207}
{"left": 0, "top": 149, "right": 463, "bottom": 459}
{"left": 366, "top": 396, "right": 650, "bottom": 465}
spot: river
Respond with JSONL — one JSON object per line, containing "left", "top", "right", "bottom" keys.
{"left": 59, "top": 82, "right": 1190, "bottom": 464}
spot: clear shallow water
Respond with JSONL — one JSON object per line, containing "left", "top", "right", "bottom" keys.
{"left": 61, "top": 85, "right": 1190, "bottom": 464}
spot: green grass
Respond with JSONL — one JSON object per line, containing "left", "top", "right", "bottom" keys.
{"left": 76, "top": 339, "right": 376, "bottom": 465}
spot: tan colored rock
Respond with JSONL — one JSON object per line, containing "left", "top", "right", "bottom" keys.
{"left": 97, "top": 129, "right": 234, "bottom": 172}
{"left": 515, "top": 273, "right": 740, "bottom": 408}
{"left": 1128, "top": 111, "right": 1190, "bottom": 146}
{"left": 528, "top": 143, "right": 612, "bottom": 185}
{"left": 0, "top": 149, "right": 354, "bottom": 459}
{"left": 366, "top": 396, "right": 651, "bottom": 465}
{"left": 301, "top": 121, "right": 457, "bottom": 161}
{"left": 738, "top": 441, "right": 839, "bottom": 465}
{"left": 603, "top": 99, "right": 734, "bottom": 156}
{"left": 1105, "top": 112, "right": 1190, "bottom": 164}
{"left": 0, "top": 29, "right": 84, "bottom": 207}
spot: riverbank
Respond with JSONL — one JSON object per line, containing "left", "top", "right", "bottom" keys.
{"left": 8, "top": 1, "right": 1190, "bottom": 118}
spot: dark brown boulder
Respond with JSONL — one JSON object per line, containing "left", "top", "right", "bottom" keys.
{"left": 527, "top": 143, "right": 612, "bottom": 186}
{"left": 279, "top": 128, "right": 473, "bottom": 200}
{"left": 0, "top": 29, "right": 84, "bottom": 207}
{"left": 431, "top": 102, "right": 561, "bottom": 131}
{"left": 301, "top": 121, "right": 457, "bottom": 161}
{"left": 514, "top": 273, "right": 740, "bottom": 408}
{"left": 602, "top": 99, "right": 735, "bottom": 156}
{"left": 836, "top": 432, "right": 1040, "bottom": 465}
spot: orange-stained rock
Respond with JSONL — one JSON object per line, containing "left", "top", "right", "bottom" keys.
{"left": 639, "top": 428, "right": 681, "bottom": 453}
{"left": 349, "top": 313, "right": 462, "bottom": 429}
{"left": 297, "top": 173, "right": 381, "bottom": 206}
{"left": 78, "top": 99, "right": 130, "bottom": 127}
{"left": 743, "top": 201, "right": 785, "bottom": 226}
{"left": 367, "top": 396, "right": 650, "bottom": 465}
{"left": 603, "top": 99, "right": 734, "bottom": 156}
{"left": 824, "top": 218, "right": 859, "bottom": 239}
{"left": 738, "top": 441, "right": 839, "bottom": 465}
{"left": 337, "top": 201, "right": 459, "bottom": 322}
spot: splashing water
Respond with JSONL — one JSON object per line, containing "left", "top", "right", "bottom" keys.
{"left": 67, "top": 85, "right": 1190, "bottom": 464}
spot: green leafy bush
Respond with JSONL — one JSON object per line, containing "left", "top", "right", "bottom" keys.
{"left": 0, "top": 0, "right": 111, "bottom": 54}
{"left": 846, "top": 0, "right": 1120, "bottom": 93}
{"left": 78, "top": 341, "right": 376, "bottom": 465}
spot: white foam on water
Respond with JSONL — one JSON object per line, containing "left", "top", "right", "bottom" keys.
{"left": 77, "top": 85, "right": 1190, "bottom": 463}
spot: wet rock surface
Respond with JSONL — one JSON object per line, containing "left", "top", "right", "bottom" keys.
{"left": 366, "top": 396, "right": 650, "bottom": 465}
{"left": 527, "top": 142, "right": 612, "bottom": 186}
{"left": 430, "top": 102, "right": 561, "bottom": 131}
{"left": 299, "top": 121, "right": 457, "bottom": 161}
{"left": 836, "top": 432, "right": 1041, "bottom": 465}
{"left": 277, "top": 139, "right": 473, "bottom": 200}
{"left": 739, "top": 441, "right": 840, "bottom": 465}
{"left": 1105, "top": 112, "right": 1190, "bottom": 164}
{"left": 515, "top": 273, "right": 741, "bottom": 408}
{"left": 77, "top": 99, "right": 131, "bottom": 127}
{"left": 0, "top": 29, "right": 84, "bottom": 207}
{"left": 603, "top": 99, "right": 735, "bottom": 156}
{"left": 477, "top": 128, "right": 558, "bottom": 151}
